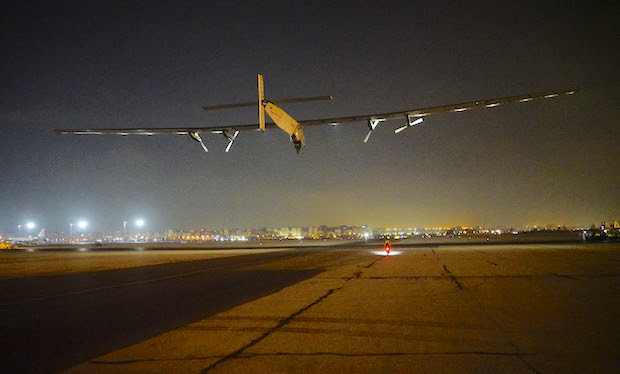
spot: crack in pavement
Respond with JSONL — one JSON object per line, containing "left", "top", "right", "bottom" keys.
{"left": 438, "top": 267, "right": 541, "bottom": 373}
{"left": 436, "top": 260, "right": 541, "bottom": 373}
{"left": 442, "top": 265, "right": 464, "bottom": 290}
{"left": 362, "top": 256, "right": 384, "bottom": 268}
{"left": 200, "top": 256, "right": 385, "bottom": 373}
{"left": 187, "top": 314, "right": 491, "bottom": 329}
{"left": 240, "top": 350, "right": 531, "bottom": 358}
{"left": 200, "top": 287, "right": 341, "bottom": 373}
{"left": 92, "top": 350, "right": 530, "bottom": 365}
{"left": 552, "top": 273, "right": 579, "bottom": 280}
{"left": 182, "top": 325, "right": 495, "bottom": 341}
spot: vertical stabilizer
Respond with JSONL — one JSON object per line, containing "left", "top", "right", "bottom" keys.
{"left": 258, "top": 74, "right": 265, "bottom": 131}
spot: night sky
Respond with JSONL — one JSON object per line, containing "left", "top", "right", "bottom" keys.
{"left": 1, "top": 1, "right": 618, "bottom": 233}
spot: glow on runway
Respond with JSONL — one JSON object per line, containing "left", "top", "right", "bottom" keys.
{"left": 371, "top": 250, "right": 402, "bottom": 256}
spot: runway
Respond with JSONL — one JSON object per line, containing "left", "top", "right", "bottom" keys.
{"left": 1, "top": 242, "right": 619, "bottom": 373}
{"left": 0, "top": 248, "right": 339, "bottom": 373}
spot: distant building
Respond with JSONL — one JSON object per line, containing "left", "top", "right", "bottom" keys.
{"left": 307, "top": 226, "right": 318, "bottom": 238}
{"left": 582, "top": 220, "right": 620, "bottom": 241}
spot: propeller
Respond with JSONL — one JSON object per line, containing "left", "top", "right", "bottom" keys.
{"left": 364, "top": 118, "right": 386, "bottom": 143}
{"left": 223, "top": 130, "right": 240, "bottom": 152}
{"left": 394, "top": 116, "right": 424, "bottom": 134}
{"left": 189, "top": 132, "right": 208, "bottom": 152}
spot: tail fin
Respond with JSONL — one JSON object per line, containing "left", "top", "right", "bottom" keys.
{"left": 258, "top": 74, "right": 265, "bottom": 131}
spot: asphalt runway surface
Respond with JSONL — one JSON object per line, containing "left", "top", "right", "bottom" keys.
{"left": 1, "top": 242, "right": 618, "bottom": 373}
{"left": 0, "top": 249, "right": 327, "bottom": 373}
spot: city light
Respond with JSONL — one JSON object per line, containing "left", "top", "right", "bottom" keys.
{"left": 13, "top": 220, "right": 606, "bottom": 245}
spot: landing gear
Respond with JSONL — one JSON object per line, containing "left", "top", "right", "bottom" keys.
{"left": 291, "top": 134, "right": 303, "bottom": 153}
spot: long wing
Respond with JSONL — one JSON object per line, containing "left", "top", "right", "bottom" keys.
{"left": 55, "top": 87, "right": 578, "bottom": 151}
{"left": 54, "top": 124, "right": 273, "bottom": 136}
{"left": 54, "top": 123, "right": 276, "bottom": 153}
{"left": 297, "top": 87, "right": 578, "bottom": 142}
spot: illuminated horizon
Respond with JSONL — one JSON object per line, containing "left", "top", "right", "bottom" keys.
{"left": 1, "top": 2, "right": 616, "bottom": 236}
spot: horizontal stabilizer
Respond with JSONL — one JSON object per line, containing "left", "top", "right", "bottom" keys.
{"left": 203, "top": 96, "right": 332, "bottom": 111}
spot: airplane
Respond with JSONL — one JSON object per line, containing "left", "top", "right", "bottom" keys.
{"left": 7, "top": 228, "right": 47, "bottom": 246}
{"left": 55, "top": 74, "right": 578, "bottom": 153}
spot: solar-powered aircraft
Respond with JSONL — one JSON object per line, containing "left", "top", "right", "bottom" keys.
{"left": 55, "top": 74, "right": 578, "bottom": 153}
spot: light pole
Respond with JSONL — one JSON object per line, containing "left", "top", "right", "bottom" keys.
{"left": 69, "top": 223, "right": 73, "bottom": 243}
{"left": 18, "top": 224, "right": 22, "bottom": 233}
{"left": 123, "top": 221, "right": 127, "bottom": 240}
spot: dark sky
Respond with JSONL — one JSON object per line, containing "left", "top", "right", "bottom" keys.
{"left": 1, "top": 1, "right": 618, "bottom": 233}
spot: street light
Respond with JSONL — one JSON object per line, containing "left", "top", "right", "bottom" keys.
{"left": 26, "top": 222, "right": 35, "bottom": 230}
{"left": 135, "top": 219, "right": 145, "bottom": 241}
{"left": 71, "top": 220, "right": 88, "bottom": 243}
